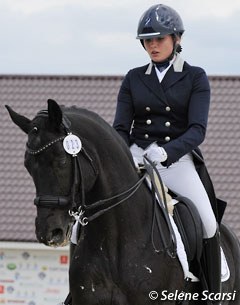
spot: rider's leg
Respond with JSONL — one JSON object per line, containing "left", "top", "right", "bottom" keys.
{"left": 156, "top": 153, "right": 216, "bottom": 238}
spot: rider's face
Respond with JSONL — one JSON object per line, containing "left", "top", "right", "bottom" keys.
{"left": 143, "top": 35, "right": 177, "bottom": 62}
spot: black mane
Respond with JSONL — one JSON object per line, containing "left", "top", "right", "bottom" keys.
{"left": 61, "top": 105, "right": 134, "bottom": 163}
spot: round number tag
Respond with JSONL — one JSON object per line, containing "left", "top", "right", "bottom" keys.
{"left": 63, "top": 134, "right": 82, "bottom": 155}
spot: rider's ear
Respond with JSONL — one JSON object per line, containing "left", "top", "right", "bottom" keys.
{"left": 5, "top": 105, "right": 31, "bottom": 134}
{"left": 47, "top": 99, "right": 62, "bottom": 129}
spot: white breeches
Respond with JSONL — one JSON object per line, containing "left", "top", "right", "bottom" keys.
{"left": 131, "top": 144, "right": 217, "bottom": 238}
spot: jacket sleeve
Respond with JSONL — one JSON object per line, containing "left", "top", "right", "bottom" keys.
{"left": 162, "top": 69, "right": 211, "bottom": 166}
{"left": 113, "top": 72, "right": 134, "bottom": 146}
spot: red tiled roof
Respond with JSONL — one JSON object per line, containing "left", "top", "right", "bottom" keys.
{"left": 0, "top": 74, "right": 239, "bottom": 241}
{"left": 201, "top": 76, "right": 240, "bottom": 237}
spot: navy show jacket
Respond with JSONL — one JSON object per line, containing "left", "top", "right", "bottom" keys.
{"left": 113, "top": 56, "right": 211, "bottom": 167}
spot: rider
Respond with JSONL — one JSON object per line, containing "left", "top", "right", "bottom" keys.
{"left": 113, "top": 3, "right": 221, "bottom": 299}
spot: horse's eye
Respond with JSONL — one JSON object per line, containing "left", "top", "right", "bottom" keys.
{"left": 29, "top": 126, "right": 38, "bottom": 134}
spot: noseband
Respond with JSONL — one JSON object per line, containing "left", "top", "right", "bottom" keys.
{"left": 28, "top": 110, "right": 147, "bottom": 226}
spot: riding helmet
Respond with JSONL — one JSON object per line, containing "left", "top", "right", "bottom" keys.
{"left": 136, "top": 4, "right": 184, "bottom": 40}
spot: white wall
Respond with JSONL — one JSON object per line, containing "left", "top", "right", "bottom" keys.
{"left": 0, "top": 242, "right": 69, "bottom": 305}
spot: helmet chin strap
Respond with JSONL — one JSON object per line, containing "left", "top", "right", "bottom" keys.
{"left": 168, "top": 35, "right": 182, "bottom": 61}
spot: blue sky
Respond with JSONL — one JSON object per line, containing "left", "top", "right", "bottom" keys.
{"left": 0, "top": 0, "right": 239, "bottom": 76}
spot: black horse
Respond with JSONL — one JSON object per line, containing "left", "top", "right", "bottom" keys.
{"left": 6, "top": 100, "right": 240, "bottom": 305}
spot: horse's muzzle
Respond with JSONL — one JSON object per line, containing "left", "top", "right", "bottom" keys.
{"left": 35, "top": 220, "right": 72, "bottom": 247}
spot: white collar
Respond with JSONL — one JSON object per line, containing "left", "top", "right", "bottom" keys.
{"left": 145, "top": 53, "right": 185, "bottom": 75}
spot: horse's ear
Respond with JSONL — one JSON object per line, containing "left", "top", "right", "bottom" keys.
{"left": 47, "top": 99, "right": 62, "bottom": 129}
{"left": 5, "top": 105, "right": 31, "bottom": 134}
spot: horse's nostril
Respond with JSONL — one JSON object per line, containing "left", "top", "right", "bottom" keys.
{"left": 49, "top": 228, "right": 64, "bottom": 245}
{"left": 52, "top": 228, "right": 63, "bottom": 240}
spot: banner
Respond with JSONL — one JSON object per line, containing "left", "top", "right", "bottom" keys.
{"left": 0, "top": 244, "right": 69, "bottom": 305}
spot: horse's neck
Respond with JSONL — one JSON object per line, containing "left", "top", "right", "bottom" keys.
{"left": 85, "top": 168, "right": 152, "bottom": 246}
{"left": 80, "top": 136, "right": 153, "bottom": 247}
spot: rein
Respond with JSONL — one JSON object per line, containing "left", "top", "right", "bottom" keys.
{"left": 143, "top": 157, "right": 177, "bottom": 258}
{"left": 73, "top": 172, "right": 148, "bottom": 225}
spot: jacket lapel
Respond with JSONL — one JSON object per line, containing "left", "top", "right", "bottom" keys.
{"left": 161, "top": 66, "right": 188, "bottom": 91}
{"left": 161, "top": 55, "right": 188, "bottom": 91}
{"left": 138, "top": 63, "right": 168, "bottom": 105}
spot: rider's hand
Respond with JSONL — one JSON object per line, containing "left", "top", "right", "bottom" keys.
{"left": 144, "top": 143, "right": 168, "bottom": 164}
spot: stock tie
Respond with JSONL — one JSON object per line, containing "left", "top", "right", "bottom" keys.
{"left": 154, "top": 61, "right": 170, "bottom": 72}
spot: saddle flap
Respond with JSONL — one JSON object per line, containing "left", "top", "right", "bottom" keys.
{"left": 173, "top": 196, "right": 203, "bottom": 262}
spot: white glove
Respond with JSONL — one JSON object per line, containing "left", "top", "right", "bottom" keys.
{"left": 144, "top": 142, "right": 168, "bottom": 163}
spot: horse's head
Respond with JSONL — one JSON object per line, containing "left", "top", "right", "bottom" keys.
{"left": 6, "top": 99, "right": 98, "bottom": 247}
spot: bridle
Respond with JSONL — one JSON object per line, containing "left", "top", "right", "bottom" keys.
{"left": 27, "top": 110, "right": 147, "bottom": 226}
{"left": 28, "top": 110, "right": 176, "bottom": 259}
